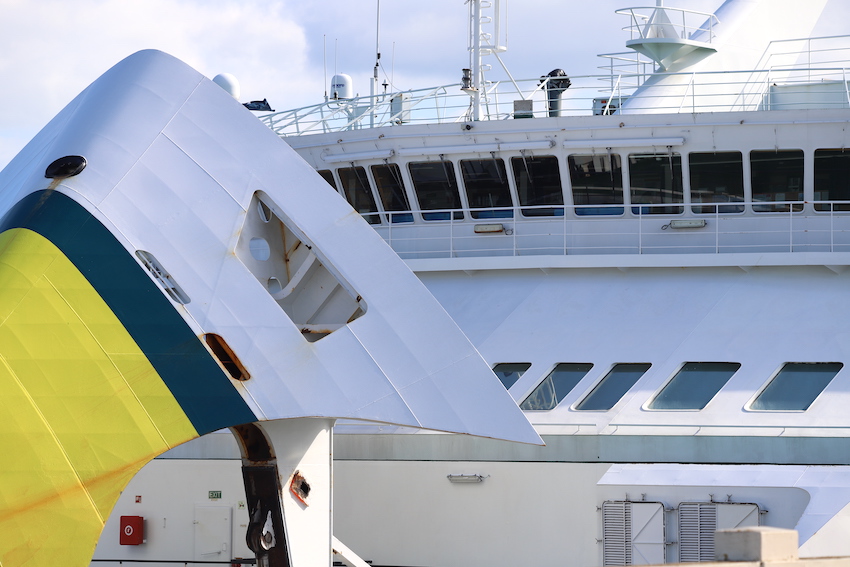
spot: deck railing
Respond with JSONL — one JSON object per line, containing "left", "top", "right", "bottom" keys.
{"left": 259, "top": 35, "right": 850, "bottom": 136}
{"left": 360, "top": 202, "right": 850, "bottom": 260}
{"left": 260, "top": 68, "right": 850, "bottom": 136}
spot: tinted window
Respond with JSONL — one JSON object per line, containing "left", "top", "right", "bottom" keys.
{"left": 751, "top": 362, "right": 843, "bottom": 411}
{"left": 521, "top": 363, "right": 593, "bottom": 410}
{"left": 371, "top": 163, "right": 413, "bottom": 223}
{"left": 408, "top": 161, "right": 463, "bottom": 220}
{"left": 338, "top": 166, "right": 380, "bottom": 224}
{"left": 511, "top": 155, "right": 564, "bottom": 216}
{"left": 689, "top": 152, "right": 744, "bottom": 214}
{"left": 751, "top": 150, "right": 804, "bottom": 212}
{"left": 814, "top": 150, "right": 850, "bottom": 211}
{"left": 493, "top": 363, "right": 531, "bottom": 389}
{"left": 575, "top": 363, "right": 651, "bottom": 411}
{"left": 629, "top": 153, "right": 684, "bottom": 214}
{"left": 317, "top": 169, "right": 337, "bottom": 190}
{"left": 569, "top": 154, "right": 624, "bottom": 215}
{"left": 649, "top": 362, "right": 740, "bottom": 410}
{"left": 460, "top": 159, "right": 513, "bottom": 218}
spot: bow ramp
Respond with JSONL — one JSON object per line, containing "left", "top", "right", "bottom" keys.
{"left": 0, "top": 49, "right": 541, "bottom": 567}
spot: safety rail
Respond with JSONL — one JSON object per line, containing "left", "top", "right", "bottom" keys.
{"left": 261, "top": 67, "right": 850, "bottom": 136}
{"left": 615, "top": 5, "right": 720, "bottom": 42}
{"left": 360, "top": 202, "right": 850, "bottom": 260}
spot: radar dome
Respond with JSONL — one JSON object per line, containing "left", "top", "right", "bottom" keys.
{"left": 330, "top": 74, "right": 353, "bottom": 100}
{"left": 212, "top": 73, "right": 241, "bottom": 99}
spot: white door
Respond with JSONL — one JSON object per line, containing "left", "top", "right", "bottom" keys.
{"left": 194, "top": 505, "right": 232, "bottom": 561}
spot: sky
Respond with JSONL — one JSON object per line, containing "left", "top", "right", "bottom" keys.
{"left": 0, "top": 0, "right": 729, "bottom": 168}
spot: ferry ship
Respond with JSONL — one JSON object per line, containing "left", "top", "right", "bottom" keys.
{"left": 5, "top": 0, "right": 850, "bottom": 566}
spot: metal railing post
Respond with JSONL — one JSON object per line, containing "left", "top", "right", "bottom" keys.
{"left": 450, "top": 212, "right": 455, "bottom": 258}
{"left": 638, "top": 207, "right": 643, "bottom": 253}
{"left": 715, "top": 206, "right": 720, "bottom": 253}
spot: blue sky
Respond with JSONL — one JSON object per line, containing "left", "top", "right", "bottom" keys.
{"left": 0, "top": 0, "right": 725, "bottom": 167}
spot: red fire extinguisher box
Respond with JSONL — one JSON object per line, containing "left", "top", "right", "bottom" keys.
{"left": 120, "top": 516, "right": 144, "bottom": 545}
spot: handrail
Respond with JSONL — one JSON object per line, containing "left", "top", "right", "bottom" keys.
{"left": 614, "top": 6, "right": 720, "bottom": 42}
{"left": 258, "top": 35, "right": 850, "bottom": 136}
{"left": 261, "top": 67, "right": 850, "bottom": 136}
{"left": 354, "top": 201, "right": 850, "bottom": 260}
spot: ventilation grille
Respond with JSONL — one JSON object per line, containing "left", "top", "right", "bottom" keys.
{"left": 603, "top": 501, "right": 632, "bottom": 566}
{"left": 679, "top": 502, "right": 717, "bottom": 562}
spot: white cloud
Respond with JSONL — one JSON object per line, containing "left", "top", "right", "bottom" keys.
{"left": 0, "top": 0, "right": 312, "bottom": 165}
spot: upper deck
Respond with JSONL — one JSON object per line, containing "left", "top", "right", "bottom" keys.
{"left": 263, "top": 24, "right": 850, "bottom": 267}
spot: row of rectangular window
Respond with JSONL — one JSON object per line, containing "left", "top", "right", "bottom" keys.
{"left": 493, "top": 361, "right": 844, "bottom": 412}
{"left": 317, "top": 149, "right": 850, "bottom": 222}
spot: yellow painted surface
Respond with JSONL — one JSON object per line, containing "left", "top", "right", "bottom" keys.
{"left": 0, "top": 229, "right": 198, "bottom": 566}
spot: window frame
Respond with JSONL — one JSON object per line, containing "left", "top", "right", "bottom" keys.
{"left": 520, "top": 362, "right": 594, "bottom": 411}
{"left": 574, "top": 363, "right": 652, "bottom": 411}
{"left": 647, "top": 362, "right": 741, "bottom": 411}
{"left": 748, "top": 362, "right": 843, "bottom": 412}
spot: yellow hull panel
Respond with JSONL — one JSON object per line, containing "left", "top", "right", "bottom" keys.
{"left": 0, "top": 228, "right": 197, "bottom": 566}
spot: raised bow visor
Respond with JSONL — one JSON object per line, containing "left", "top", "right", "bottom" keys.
{"left": 0, "top": 50, "right": 540, "bottom": 567}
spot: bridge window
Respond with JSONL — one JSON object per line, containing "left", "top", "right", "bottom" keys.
{"left": 628, "top": 152, "right": 684, "bottom": 214}
{"left": 408, "top": 161, "right": 463, "bottom": 220}
{"left": 814, "top": 149, "right": 850, "bottom": 211}
{"left": 317, "top": 169, "right": 337, "bottom": 190}
{"left": 751, "top": 362, "right": 843, "bottom": 411}
{"left": 338, "top": 166, "right": 380, "bottom": 224}
{"left": 569, "top": 154, "right": 624, "bottom": 215}
{"left": 649, "top": 362, "right": 740, "bottom": 410}
{"left": 689, "top": 152, "right": 744, "bottom": 214}
{"left": 750, "top": 150, "right": 804, "bottom": 212}
{"left": 521, "top": 363, "right": 593, "bottom": 410}
{"left": 371, "top": 163, "right": 413, "bottom": 223}
{"left": 511, "top": 155, "right": 564, "bottom": 216}
{"left": 575, "top": 363, "right": 651, "bottom": 411}
{"left": 492, "top": 363, "right": 531, "bottom": 389}
{"left": 460, "top": 158, "right": 513, "bottom": 218}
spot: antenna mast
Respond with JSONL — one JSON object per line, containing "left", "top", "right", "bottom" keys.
{"left": 371, "top": 0, "right": 381, "bottom": 128}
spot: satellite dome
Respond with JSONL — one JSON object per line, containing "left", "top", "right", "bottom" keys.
{"left": 212, "top": 73, "right": 240, "bottom": 99}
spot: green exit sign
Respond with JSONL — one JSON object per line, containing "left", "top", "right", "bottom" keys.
{"left": 208, "top": 491, "right": 222, "bottom": 500}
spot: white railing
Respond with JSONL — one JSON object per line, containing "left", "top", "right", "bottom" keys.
{"left": 261, "top": 68, "right": 850, "bottom": 136}
{"left": 359, "top": 202, "right": 850, "bottom": 260}
{"left": 615, "top": 6, "right": 720, "bottom": 42}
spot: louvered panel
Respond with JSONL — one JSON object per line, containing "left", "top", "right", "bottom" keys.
{"left": 699, "top": 503, "right": 717, "bottom": 561}
{"left": 679, "top": 502, "right": 717, "bottom": 562}
{"left": 603, "top": 501, "right": 632, "bottom": 566}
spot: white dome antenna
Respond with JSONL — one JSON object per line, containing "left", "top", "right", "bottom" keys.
{"left": 213, "top": 73, "right": 241, "bottom": 99}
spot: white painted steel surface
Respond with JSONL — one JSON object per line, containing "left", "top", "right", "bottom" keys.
{"left": 0, "top": 49, "right": 540, "bottom": 445}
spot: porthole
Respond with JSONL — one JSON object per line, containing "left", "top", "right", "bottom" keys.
{"left": 267, "top": 277, "right": 283, "bottom": 295}
{"left": 249, "top": 237, "right": 271, "bottom": 261}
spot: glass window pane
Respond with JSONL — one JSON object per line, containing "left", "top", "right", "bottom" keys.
{"left": 629, "top": 153, "right": 684, "bottom": 214}
{"left": 371, "top": 163, "right": 413, "bottom": 223}
{"left": 408, "top": 161, "right": 464, "bottom": 220}
{"left": 460, "top": 159, "right": 513, "bottom": 219}
{"left": 317, "top": 169, "right": 337, "bottom": 190}
{"left": 649, "top": 362, "right": 740, "bottom": 410}
{"left": 521, "top": 363, "right": 593, "bottom": 410}
{"left": 338, "top": 166, "right": 380, "bottom": 224}
{"left": 569, "top": 154, "right": 624, "bottom": 216}
{"left": 493, "top": 363, "right": 531, "bottom": 389}
{"left": 752, "top": 362, "right": 843, "bottom": 411}
{"left": 814, "top": 150, "right": 850, "bottom": 211}
{"left": 511, "top": 155, "right": 564, "bottom": 217}
{"left": 576, "top": 363, "right": 651, "bottom": 411}
{"left": 750, "top": 150, "right": 804, "bottom": 212}
{"left": 689, "top": 152, "right": 744, "bottom": 214}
